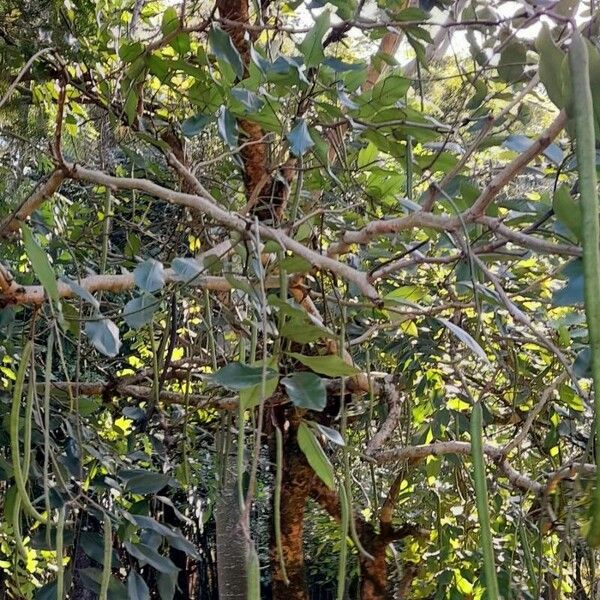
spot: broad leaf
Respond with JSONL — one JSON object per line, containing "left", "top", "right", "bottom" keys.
{"left": 287, "top": 120, "right": 314, "bottom": 157}
{"left": 209, "top": 25, "right": 244, "bottom": 79}
{"left": 553, "top": 260, "right": 584, "bottom": 306}
{"left": 22, "top": 224, "right": 59, "bottom": 303}
{"left": 123, "top": 294, "right": 157, "bottom": 329}
{"left": 134, "top": 258, "right": 166, "bottom": 292}
{"left": 438, "top": 319, "right": 490, "bottom": 365}
{"left": 211, "top": 362, "right": 278, "bottom": 391}
{"left": 498, "top": 40, "right": 526, "bottom": 82}
{"left": 181, "top": 113, "right": 212, "bottom": 138}
{"left": 61, "top": 276, "right": 99, "bottom": 309}
{"left": 78, "top": 569, "right": 128, "bottom": 599}
{"left": 553, "top": 184, "right": 581, "bottom": 240}
{"left": 239, "top": 375, "right": 279, "bottom": 410}
{"left": 121, "top": 469, "right": 173, "bottom": 494}
{"left": 84, "top": 318, "right": 121, "bottom": 357}
{"left": 282, "top": 372, "right": 327, "bottom": 411}
{"left": 131, "top": 515, "right": 200, "bottom": 559}
{"left": 80, "top": 532, "right": 119, "bottom": 567}
{"left": 127, "top": 570, "right": 150, "bottom": 600}
{"left": 161, "top": 7, "right": 179, "bottom": 35}
{"left": 503, "top": 134, "right": 563, "bottom": 165}
{"left": 171, "top": 257, "right": 203, "bottom": 282}
{"left": 287, "top": 352, "right": 360, "bottom": 377}
{"left": 315, "top": 423, "right": 345, "bottom": 446}
{"left": 217, "top": 106, "right": 238, "bottom": 148}
{"left": 297, "top": 422, "right": 335, "bottom": 489}
{"left": 157, "top": 572, "right": 178, "bottom": 600}
{"left": 536, "top": 24, "right": 565, "bottom": 109}
{"left": 298, "top": 10, "right": 330, "bottom": 67}
{"left": 232, "top": 88, "right": 263, "bottom": 113}
{"left": 124, "top": 542, "right": 179, "bottom": 574}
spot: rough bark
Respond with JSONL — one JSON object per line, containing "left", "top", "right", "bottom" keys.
{"left": 216, "top": 0, "right": 295, "bottom": 223}
{"left": 310, "top": 476, "right": 417, "bottom": 600}
{"left": 271, "top": 420, "right": 313, "bottom": 600}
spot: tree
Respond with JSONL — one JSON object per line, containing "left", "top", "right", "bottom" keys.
{"left": 0, "top": 0, "right": 599, "bottom": 598}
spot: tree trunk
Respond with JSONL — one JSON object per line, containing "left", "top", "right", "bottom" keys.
{"left": 271, "top": 423, "right": 312, "bottom": 600}
{"left": 215, "top": 437, "right": 248, "bottom": 599}
{"left": 360, "top": 536, "right": 390, "bottom": 600}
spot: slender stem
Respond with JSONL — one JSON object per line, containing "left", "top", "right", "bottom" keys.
{"left": 569, "top": 30, "right": 600, "bottom": 546}
{"left": 274, "top": 425, "right": 289, "bottom": 585}
{"left": 470, "top": 401, "right": 499, "bottom": 599}
{"left": 99, "top": 512, "right": 112, "bottom": 600}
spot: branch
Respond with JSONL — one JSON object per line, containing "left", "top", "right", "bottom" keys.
{"left": 371, "top": 440, "right": 540, "bottom": 492}
{"left": 0, "top": 170, "right": 65, "bottom": 238}
{"left": 46, "top": 381, "right": 232, "bottom": 408}
{"left": 63, "top": 162, "right": 379, "bottom": 300}
{"left": 327, "top": 111, "right": 568, "bottom": 258}
{"left": 366, "top": 379, "right": 403, "bottom": 455}
{"left": 0, "top": 269, "right": 254, "bottom": 306}
{"left": 0, "top": 47, "right": 54, "bottom": 110}
{"left": 464, "top": 111, "right": 567, "bottom": 219}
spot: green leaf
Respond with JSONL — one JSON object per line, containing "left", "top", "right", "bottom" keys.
{"left": 553, "top": 184, "right": 581, "bottom": 240}
{"left": 536, "top": 24, "right": 565, "bottom": 109}
{"left": 438, "top": 319, "right": 490, "bottom": 365}
{"left": 287, "top": 120, "right": 314, "bottom": 157}
{"left": 297, "top": 422, "right": 335, "bottom": 489}
{"left": 281, "top": 372, "right": 327, "bottom": 411}
{"left": 147, "top": 54, "right": 170, "bottom": 80}
{"left": 280, "top": 321, "right": 330, "bottom": 343}
{"left": 119, "top": 42, "right": 145, "bottom": 62}
{"left": 78, "top": 569, "right": 128, "bottom": 599}
{"left": 22, "top": 224, "right": 59, "bottom": 303}
{"left": 217, "top": 106, "right": 238, "bottom": 148}
{"left": 239, "top": 374, "right": 279, "bottom": 409}
{"left": 134, "top": 258, "right": 166, "bottom": 292}
{"left": 287, "top": 352, "right": 359, "bottom": 377}
{"left": 124, "top": 542, "right": 179, "bottom": 574}
{"left": 279, "top": 256, "right": 312, "bottom": 273}
{"left": 367, "top": 74, "right": 410, "bottom": 106}
{"left": 121, "top": 469, "right": 173, "bottom": 494}
{"left": 33, "top": 582, "right": 57, "bottom": 600}
{"left": 498, "top": 40, "right": 526, "bottom": 83}
{"left": 157, "top": 571, "right": 177, "bottom": 600}
{"left": 211, "top": 362, "right": 278, "bottom": 391}
{"left": 231, "top": 88, "right": 263, "bottom": 113}
{"left": 209, "top": 25, "right": 244, "bottom": 79}
{"left": 298, "top": 10, "right": 330, "bottom": 67}
{"left": 171, "top": 257, "right": 203, "bottom": 282}
{"left": 181, "top": 113, "right": 212, "bottom": 138}
{"left": 553, "top": 260, "right": 584, "bottom": 306}
{"left": 127, "top": 571, "right": 150, "bottom": 600}
{"left": 123, "top": 87, "right": 139, "bottom": 125}
{"left": 123, "top": 294, "right": 157, "bottom": 329}
{"left": 131, "top": 515, "right": 197, "bottom": 555}
{"left": 84, "top": 318, "right": 121, "bottom": 357}
{"left": 80, "top": 532, "right": 119, "bottom": 568}
{"left": 357, "top": 141, "right": 378, "bottom": 169}
{"left": 61, "top": 277, "right": 99, "bottom": 309}
{"left": 161, "top": 7, "right": 179, "bottom": 35}
{"left": 170, "top": 33, "right": 190, "bottom": 55}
